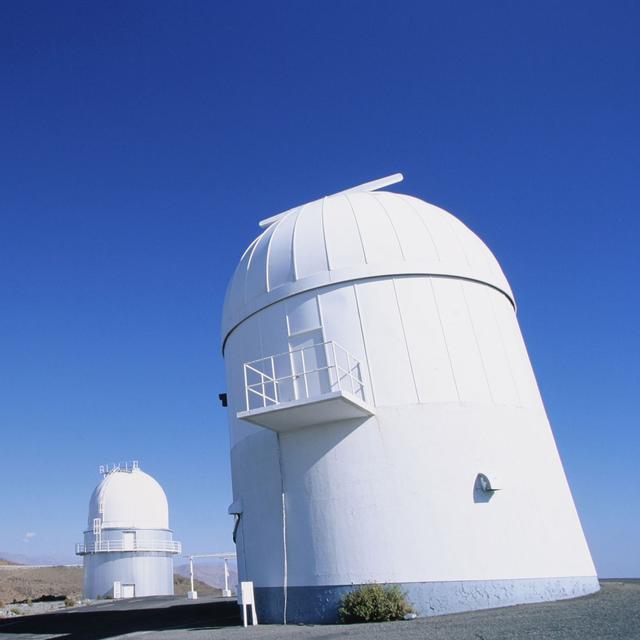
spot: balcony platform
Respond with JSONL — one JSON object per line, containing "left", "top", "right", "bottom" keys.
{"left": 237, "top": 390, "right": 374, "bottom": 432}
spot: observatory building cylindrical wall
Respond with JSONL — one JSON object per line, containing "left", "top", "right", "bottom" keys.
{"left": 76, "top": 462, "right": 181, "bottom": 599}
{"left": 221, "top": 178, "right": 598, "bottom": 623}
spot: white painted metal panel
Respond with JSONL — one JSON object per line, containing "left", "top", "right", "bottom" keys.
{"left": 258, "top": 300, "right": 295, "bottom": 404}
{"left": 373, "top": 192, "right": 439, "bottom": 262}
{"left": 288, "top": 329, "right": 329, "bottom": 400}
{"left": 244, "top": 225, "right": 275, "bottom": 301}
{"left": 355, "top": 279, "right": 418, "bottom": 406}
{"left": 292, "top": 200, "right": 328, "bottom": 279}
{"left": 317, "top": 284, "right": 373, "bottom": 405}
{"left": 431, "top": 278, "right": 492, "bottom": 404}
{"left": 490, "top": 293, "right": 544, "bottom": 411}
{"left": 286, "top": 293, "right": 321, "bottom": 336}
{"left": 225, "top": 312, "right": 266, "bottom": 447}
{"left": 322, "top": 195, "right": 366, "bottom": 270}
{"left": 347, "top": 192, "right": 404, "bottom": 264}
{"left": 267, "top": 207, "right": 300, "bottom": 290}
{"left": 401, "top": 196, "right": 468, "bottom": 268}
{"left": 394, "top": 276, "right": 458, "bottom": 403}
{"left": 462, "top": 282, "right": 520, "bottom": 407}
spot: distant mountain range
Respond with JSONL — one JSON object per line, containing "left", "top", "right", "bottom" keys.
{"left": 0, "top": 552, "right": 78, "bottom": 567}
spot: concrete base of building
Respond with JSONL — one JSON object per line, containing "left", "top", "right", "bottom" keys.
{"left": 255, "top": 575, "right": 600, "bottom": 624}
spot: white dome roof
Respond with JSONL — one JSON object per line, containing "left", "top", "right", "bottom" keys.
{"left": 222, "top": 177, "right": 514, "bottom": 347}
{"left": 88, "top": 467, "right": 170, "bottom": 530}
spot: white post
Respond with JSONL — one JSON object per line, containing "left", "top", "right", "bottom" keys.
{"left": 271, "top": 355, "right": 278, "bottom": 404}
{"left": 222, "top": 557, "right": 231, "bottom": 597}
{"left": 187, "top": 556, "right": 198, "bottom": 600}
{"left": 300, "top": 348, "right": 309, "bottom": 399}
{"left": 347, "top": 351, "right": 355, "bottom": 394}
{"left": 243, "top": 364, "right": 249, "bottom": 411}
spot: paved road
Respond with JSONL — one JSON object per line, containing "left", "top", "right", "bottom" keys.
{"left": 0, "top": 581, "right": 638, "bottom": 640}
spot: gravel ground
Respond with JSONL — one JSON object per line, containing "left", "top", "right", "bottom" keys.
{"left": 0, "top": 580, "right": 638, "bottom": 640}
{"left": 118, "top": 581, "right": 639, "bottom": 640}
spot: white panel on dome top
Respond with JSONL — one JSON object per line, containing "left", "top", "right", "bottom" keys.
{"left": 448, "top": 216, "right": 497, "bottom": 275}
{"left": 222, "top": 188, "right": 515, "bottom": 347}
{"left": 293, "top": 200, "right": 329, "bottom": 279}
{"left": 322, "top": 195, "right": 366, "bottom": 271}
{"left": 244, "top": 225, "right": 276, "bottom": 300}
{"left": 267, "top": 207, "right": 300, "bottom": 291}
{"left": 394, "top": 277, "right": 459, "bottom": 403}
{"left": 403, "top": 196, "right": 468, "bottom": 267}
{"left": 355, "top": 279, "right": 418, "bottom": 406}
{"left": 88, "top": 469, "right": 170, "bottom": 531}
{"left": 431, "top": 278, "right": 492, "bottom": 404}
{"left": 373, "top": 192, "right": 440, "bottom": 262}
{"left": 348, "top": 193, "right": 404, "bottom": 264}
{"left": 462, "top": 282, "right": 520, "bottom": 407}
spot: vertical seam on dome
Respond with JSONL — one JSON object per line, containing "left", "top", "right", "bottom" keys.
{"left": 343, "top": 193, "right": 368, "bottom": 263}
{"left": 265, "top": 212, "right": 290, "bottom": 293}
{"left": 291, "top": 204, "right": 307, "bottom": 280}
{"left": 460, "top": 280, "right": 495, "bottom": 404}
{"left": 320, "top": 197, "right": 331, "bottom": 271}
{"left": 429, "top": 277, "right": 461, "bottom": 401}
{"left": 371, "top": 193, "right": 406, "bottom": 260}
{"left": 244, "top": 226, "right": 271, "bottom": 306}
{"left": 396, "top": 195, "right": 441, "bottom": 261}
{"left": 240, "top": 236, "right": 259, "bottom": 263}
{"left": 352, "top": 282, "right": 376, "bottom": 406}
{"left": 392, "top": 279, "right": 420, "bottom": 401}
{"left": 442, "top": 212, "right": 473, "bottom": 268}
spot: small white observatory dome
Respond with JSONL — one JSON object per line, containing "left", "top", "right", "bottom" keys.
{"left": 88, "top": 464, "right": 169, "bottom": 530}
{"left": 222, "top": 174, "right": 514, "bottom": 344}
{"left": 77, "top": 461, "right": 180, "bottom": 600}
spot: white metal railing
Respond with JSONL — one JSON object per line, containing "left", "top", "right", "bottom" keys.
{"left": 75, "top": 539, "right": 182, "bottom": 555}
{"left": 243, "top": 340, "right": 367, "bottom": 411}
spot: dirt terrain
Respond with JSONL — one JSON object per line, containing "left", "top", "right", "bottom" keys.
{"left": 0, "top": 561, "right": 219, "bottom": 605}
{"left": 0, "top": 566, "right": 83, "bottom": 604}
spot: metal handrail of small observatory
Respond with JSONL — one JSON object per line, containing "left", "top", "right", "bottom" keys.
{"left": 75, "top": 539, "right": 182, "bottom": 554}
{"left": 242, "top": 340, "right": 367, "bottom": 411}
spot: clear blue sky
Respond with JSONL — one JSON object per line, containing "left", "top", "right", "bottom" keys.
{"left": 0, "top": 1, "right": 638, "bottom": 576}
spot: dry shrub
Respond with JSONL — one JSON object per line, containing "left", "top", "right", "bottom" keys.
{"left": 339, "top": 584, "right": 412, "bottom": 623}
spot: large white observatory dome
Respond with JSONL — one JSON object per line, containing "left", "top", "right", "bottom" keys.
{"left": 87, "top": 466, "right": 169, "bottom": 530}
{"left": 221, "top": 173, "right": 598, "bottom": 624}
{"left": 222, "top": 176, "right": 514, "bottom": 345}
